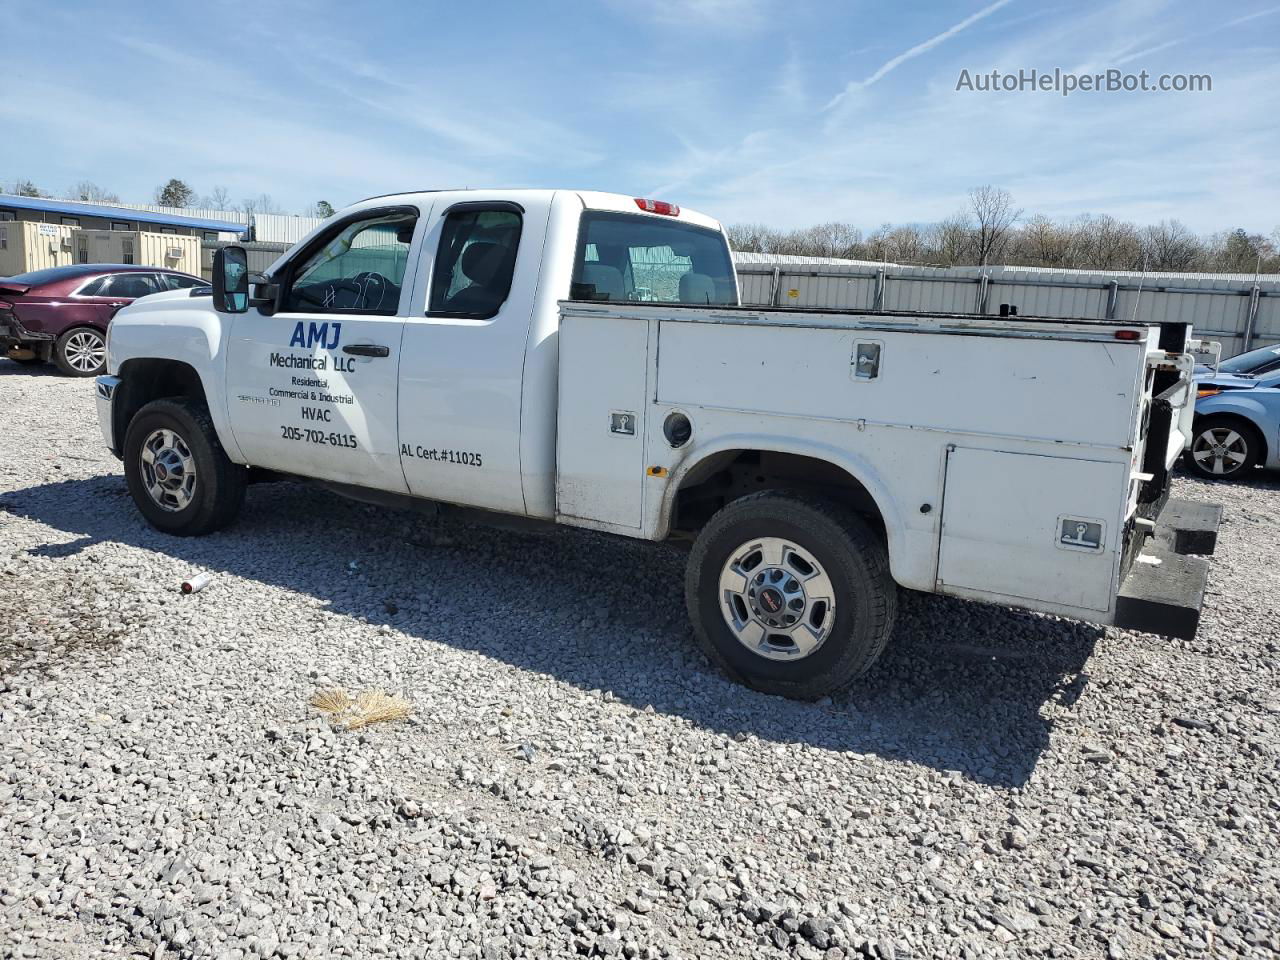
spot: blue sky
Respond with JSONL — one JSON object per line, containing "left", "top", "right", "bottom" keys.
{"left": 2, "top": 0, "right": 1277, "bottom": 233}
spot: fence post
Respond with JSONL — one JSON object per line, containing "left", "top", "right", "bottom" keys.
{"left": 976, "top": 273, "right": 990, "bottom": 314}
{"left": 1243, "top": 284, "right": 1261, "bottom": 351}
{"left": 874, "top": 267, "right": 885, "bottom": 311}
{"left": 1105, "top": 281, "right": 1119, "bottom": 319}
{"left": 769, "top": 267, "right": 781, "bottom": 307}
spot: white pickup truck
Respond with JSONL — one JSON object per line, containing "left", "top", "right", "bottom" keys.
{"left": 95, "top": 189, "right": 1220, "bottom": 699}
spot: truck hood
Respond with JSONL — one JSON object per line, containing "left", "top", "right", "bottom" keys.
{"left": 115, "top": 287, "right": 210, "bottom": 318}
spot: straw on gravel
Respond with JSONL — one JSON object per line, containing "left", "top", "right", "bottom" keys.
{"left": 310, "top": 686, "right": 411, "bottom": 729}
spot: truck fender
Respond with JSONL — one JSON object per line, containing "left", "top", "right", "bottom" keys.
{"left": 657, "top": 432, "right": 910, "bottom": 585}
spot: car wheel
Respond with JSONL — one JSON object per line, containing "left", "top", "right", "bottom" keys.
{"left": 685, "top": 490, "right": 897, "bottom": 700}
{"left": 123, "top": 398, "right": 246, "bottom": 536}
{"left": 1186, "top": 416, "right": 1261, "bottom": 480}
{"left": 53, "top": 326, "right": 107, "bottom": 377}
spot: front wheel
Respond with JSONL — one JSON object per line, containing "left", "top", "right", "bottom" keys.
{"left": 53, "top": 326, "right": 107, "bottom": 377}
{"left": 123, "top": 398, "right": 246, "bottom": 536}
{"left": 686, "top": 491, "right": 897, "bottom": 700}
{"left": 1185, "top": 416, "right": 1261, "bottom": 480}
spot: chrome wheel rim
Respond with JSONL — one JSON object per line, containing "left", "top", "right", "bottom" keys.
{"left": 718, "top": 537, "right": 836, "bottom": 661}
{"left": 139, "top": 428, "right": 197, "bottom": 511}
{"left": 1192, "top": 427, "right": 1248, "bottom": 476}
{"left": 64, "top": 330, "right": 105, "bottom": 373}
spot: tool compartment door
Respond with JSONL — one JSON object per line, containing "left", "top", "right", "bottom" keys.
{"left": 555, "top": 313, "right": 650, "bottom": 530}
{"left": 938, "top": 448, "right": 1124, "bottom": 613}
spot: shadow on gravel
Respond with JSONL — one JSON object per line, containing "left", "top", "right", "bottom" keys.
{"left": 0, "top": 359, "right": 61, "bottom": 378}
{"left": 3, "top": 475, "right": 1102, "bottom": 787}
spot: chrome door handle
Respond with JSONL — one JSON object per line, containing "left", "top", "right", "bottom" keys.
{"left": 343, "top": 344, "right": 390, "bottom": 358}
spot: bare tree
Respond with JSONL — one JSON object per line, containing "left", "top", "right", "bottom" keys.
{"left": 202, "top": 185, "right": 232, "bottom": 210}
{"left": 1014, "top": 214, "right": 1073, "bottom": 268}
{"left": 967, "top": 185, "right": 1021, "bottom": 266}
{"left": 240, "top": 193, "right": 281, "bottom": 216}
{"left": 926, "top": 213, "right": 974, "bottom": 266}
{"left": 1140, "top": 220, "right": 1202, "bottom": 272}
{"left": 1071, "top": 214, "right": 1143, "bottom": 270}
{"left": 69, "top": 180, "right": 121, "bottom": 204}
{"left": 10, "top": 179, "right": 43, "bottom": 197}
{"left": 725, "top": 223, "right": 772, "bottom": 253}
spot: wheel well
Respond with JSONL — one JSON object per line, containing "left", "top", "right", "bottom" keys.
{"left": 670, "top": 450, "right": 886, "bottom": 542}
{"left": 112, "top": 359, "right": 209, "bottom": 457}
{"left": 1194, "top": 411, "right": 1268, "bottom": 461}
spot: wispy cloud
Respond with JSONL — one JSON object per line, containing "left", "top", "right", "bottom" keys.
{"left": 826, "top": 0, "right": 1016, "bottom": 107}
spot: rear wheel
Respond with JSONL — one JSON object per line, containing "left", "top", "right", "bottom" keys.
{"left": 686, "top": 491, "right": 897, "bottom": 700}
{"left": 53, "top": 326, "right": 106, "bottom": 377}
{"left": 123, "top": 398, "right": 246, "bottom": 535}
{"left": 1186, "top": 416, "right": 1261, "bottom": 480}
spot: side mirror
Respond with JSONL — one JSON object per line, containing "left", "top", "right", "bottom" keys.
{"left": 212, "top": 246, "right": 249, "bottom": 313}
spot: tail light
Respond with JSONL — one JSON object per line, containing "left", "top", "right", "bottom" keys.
{"left": 1114, "top": 330, "right": 1141, "bottom": 341}
{"left": 634, "top": 198, "right": 680, "bottom": 216}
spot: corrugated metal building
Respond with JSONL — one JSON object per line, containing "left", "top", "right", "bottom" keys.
{"left": 0, "top": 194, "right": 246, "bottom": 241}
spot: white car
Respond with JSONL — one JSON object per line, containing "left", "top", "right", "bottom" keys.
{"left": 95, "top": 189, "right": 1219, "bottom": 699}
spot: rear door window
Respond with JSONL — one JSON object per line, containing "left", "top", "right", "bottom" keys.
{"left": 104, "top": 274, "right": 162, "bottom": 299}
{"left": 571, "top": 212, "right": 736, "bottom": 306}
{"left": 162, "top": 274, "right": 205, "bottom": 290}
{"left": 428, "top": 207, "right": 522, "bottom": 318}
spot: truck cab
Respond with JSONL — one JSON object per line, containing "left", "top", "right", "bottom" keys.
{"left": 94, "top": 188, "right": 1218, "bottom": 701}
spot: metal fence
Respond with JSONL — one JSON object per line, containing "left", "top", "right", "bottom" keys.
{"left": 199, "top": 241, "right": 1279, "bottom": 356}
{"left": 734, "top": 253, "right": 1280, "bottom": 356}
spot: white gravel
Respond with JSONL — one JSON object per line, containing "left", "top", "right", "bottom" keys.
{"left": 1, "top": 358, "right": 1278, "bottom": 960}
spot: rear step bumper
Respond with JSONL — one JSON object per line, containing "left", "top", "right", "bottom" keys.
{"left": 1114, "top": 497, "right": 1222, "bottom": 640}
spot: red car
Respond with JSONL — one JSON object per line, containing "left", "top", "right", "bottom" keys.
{"left": 0, "top": 264, "right": 206, "bottom": 376}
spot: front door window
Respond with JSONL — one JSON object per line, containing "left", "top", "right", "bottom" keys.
{"left": 283, "top": 211, "right": 417, "bottom": 315}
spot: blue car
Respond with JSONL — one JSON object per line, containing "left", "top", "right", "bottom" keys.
{"left": 1187, "top": 369, "right": 1280, "bottom": 479}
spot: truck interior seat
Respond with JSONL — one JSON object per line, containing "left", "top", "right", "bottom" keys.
{"left": 444, "top": 241, "right": 516, "bottom": 314}
{"left": 579, "top": 264, "right": 625, "bottom": 301}
{"left": 679, "top": 272, "right": 716, "bottom": 304}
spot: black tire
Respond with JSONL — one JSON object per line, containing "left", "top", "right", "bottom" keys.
{"left": 1184, "top": 415, "right": 1262, "bottom": 480}
{"left": 123, "top": 398, "right": 246, "bottom": 536}
{"left": 685, "top": 490, "right": 897, "bottom": 700}
{"left": 53, "top": 326, "right": 107, "bottom": 377}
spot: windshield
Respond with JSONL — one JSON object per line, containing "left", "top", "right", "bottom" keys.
{"left": 571, "top": 212, "right": 737, "bottom": 306}
{"left": 1219, "top": 344, "right": 1280, "bottom": 376}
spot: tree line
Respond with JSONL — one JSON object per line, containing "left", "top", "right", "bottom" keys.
{"left": 5, "top": 176, "right": 1276, "bottom": 273}
{"left": 729, "top": 186, "right": 1280, "bottom": 274}
{"left": 3, "top": 177, "right": 335, "bottom": 220}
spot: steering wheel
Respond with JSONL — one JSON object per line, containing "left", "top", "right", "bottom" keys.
{"left": 352, "top": 272, "right": 393, "bottom": 311}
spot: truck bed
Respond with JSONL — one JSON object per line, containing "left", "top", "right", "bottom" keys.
{"left": 554, "top": 300, "right": 1194, "bottom": 630}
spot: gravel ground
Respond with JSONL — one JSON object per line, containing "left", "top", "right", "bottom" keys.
{"left": 1, "top": 359, "right": 1278, "bottom": 960}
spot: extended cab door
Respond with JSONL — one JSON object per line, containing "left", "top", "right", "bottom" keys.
{"left": 397, "top": 198, "right": 550, "bottom": 515}
{"left": 224, "top": 205, "right": 423, "bottom": 493}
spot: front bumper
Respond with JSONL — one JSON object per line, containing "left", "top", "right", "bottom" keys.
{"left": 95, "top": 375, "right": 121, "bottom": 454}
{"left": 1114, "top": 497, "right": 1221, "bottom": 640}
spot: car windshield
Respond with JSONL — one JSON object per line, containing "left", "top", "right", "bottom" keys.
{"left": 1219, "top": 344, "right": 1280, "bottom": 375}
